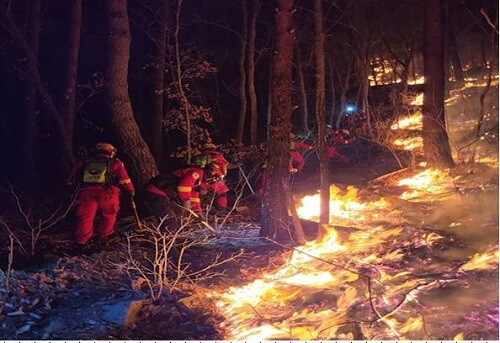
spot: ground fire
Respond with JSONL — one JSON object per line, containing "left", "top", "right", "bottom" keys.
{"left": 207, "top": 76, "right": 498, "bottom": 340}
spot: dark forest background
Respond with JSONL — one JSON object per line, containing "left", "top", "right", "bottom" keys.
{"left": 0, "top": 0, "right": 497, "bottom": 193}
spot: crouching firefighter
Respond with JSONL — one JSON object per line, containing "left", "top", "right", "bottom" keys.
{"left": 193, "top": 143, "right": 230, "bottom": 210}
{"left": 139, "top": 162, "right": 206, "bottom": 226}
{"left": 67, "top": 142, "right": 135, "bottom": 246}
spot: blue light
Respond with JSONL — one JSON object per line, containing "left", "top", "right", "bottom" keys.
{"left": 345, "top": 103, "right": 357, "bottom": 113}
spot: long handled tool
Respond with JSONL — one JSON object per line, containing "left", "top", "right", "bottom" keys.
{"left": 129, "top": 197, "right": 143, "bottom": 231}
{"left": 229, "top": 156, "right": 255, "bottom": 195}
{"left": 237, "top": 164, "right": 255, "bottom": 195}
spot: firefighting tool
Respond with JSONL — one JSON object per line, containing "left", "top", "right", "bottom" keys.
{"left": 129, "top": 197, "right": 143, "bottom": 231}
{"left": 229, "top": 155, "right": 255, "bottom": 195}
{"left": 237, "top": 163, "right": 255, "bottom": 195}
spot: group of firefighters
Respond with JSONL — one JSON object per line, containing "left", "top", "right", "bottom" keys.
{"left": 67, "top": 128, "right": 356, "bottom": 250}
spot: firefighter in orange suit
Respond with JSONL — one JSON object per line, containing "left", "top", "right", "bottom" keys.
{"left": 67, "top": 142, "right": 135, "bottom": 246}
{"left": 172, "top": 165, "right": 205, "bottom": 213}
{"left": 197, "top": 143, "right": 230, "bottom": 209}
{"left": 326, "top": 126, "right": 354, "bottom": 164}
{"left": 290, "top": 133, "right": 313, "bottom": 173}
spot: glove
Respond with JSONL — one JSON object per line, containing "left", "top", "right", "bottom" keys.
{"left": 127, "top": 190, "right": 135, "bottom": 199}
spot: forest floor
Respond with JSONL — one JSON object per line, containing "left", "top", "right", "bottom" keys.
{"left": 0, "top": 81, "right": 498, "bottom": 340}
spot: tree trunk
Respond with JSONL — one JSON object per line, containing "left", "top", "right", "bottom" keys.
{"left": 248, "top": 0, "right": 259, "bottom": 143}
{"left": 422, "top": 0, "right": 454, "bottom": 168}
{"left": 105, "top": 0, "right": 159, "bottom": 187}
{"left": 236, "top": 0, "right": 248, "bottom": 144}
{"left": 260, "top": 0, "right": 295, "bottom": 243}
{"left": 446, "top": 28, "right": 464, "bottom": 85}
{"left": 295, "top": 45, "right": 309, "bottom": 131}
{"left": 148, "top": 0, "right": 169, "bottom": 168}
{"left": 314, "top": 0, "right": 330, "bottom": 234}
{"left": 327, "top": 61, "right": 336, "bottom": 126}
{"left": 60, "top": 0, "right": 82, "bottom": 176}
{"left": 2, "top": 0, "right": 75, "bottom": 186}
{"left": 22, "top": 0, "right": 41, "bottom": 189}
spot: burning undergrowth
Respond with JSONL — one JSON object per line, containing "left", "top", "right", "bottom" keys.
{"left": 207, "top": 77, "right": 499, "bottom": 340}
{"left": 207, "top": 167, "right": 498, "bottom": 340}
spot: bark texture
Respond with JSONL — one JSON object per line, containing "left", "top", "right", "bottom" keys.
{"left": 105, "top": 0, "right": 159, "bottom": 187}
{"left": 260, "top": 0, "right": 295, "bottom": 243}
{"left": 422, "top": 0, "right": 454, "bottom": 168}
{"left": 314, "top": 0, "right": 330, "bottom": 229}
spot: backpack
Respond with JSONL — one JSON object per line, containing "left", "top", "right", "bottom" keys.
{"left": 190, "top": 154, "right": 212, "bottom": 169}
{"left": 149, "top": 172, "right": 180, "bottom": 200}
{"left": 82, "top": 159, "right": 112, "bottom": 185}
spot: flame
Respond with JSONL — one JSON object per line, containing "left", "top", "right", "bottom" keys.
{"left": 391, "top": 113, "right": 423, "bottom": 130}
{"left": 476, "top": 155, "right": 499, "bottom": 166}
{"left": 210, "top": 163, "right": 496, "bottom": 339}
{"left": 460, "top": 250, "right": 499, "bottom": 271}
{"left": 296, "top": 185, "right": 388, "bottom": 224}
{"left": 397, "top": 169, "right": 457, "bottom": 201}
{"left": 392, "top": 136, "right": 423, "bottom": 151}
{"left": 411, "top": 93, "right": 423, "bottom": 105}
{"left": 399, "top": 316, "right": 424, "bottom": 333}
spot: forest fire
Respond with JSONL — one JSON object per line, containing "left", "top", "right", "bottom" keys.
{"left": 296, "top": 185, "right": 388, "bottom": 223}
{"left": 397, "top": 168, "right": 457, "bottom": 201}
{"left": 208, "top": 160, "right": 498, "bottom": 340}
{"left": 390, "top": 113, "right": 423, "bottom": 130}
{"left": 392, "top": 136, "right": 423, "bottom": 151}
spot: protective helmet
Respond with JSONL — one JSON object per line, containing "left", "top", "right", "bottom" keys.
{"left": 93, "top": 142, "right": 117, "bottom": 157}
{"left": 207, "top": 161, "right": 226, "bottom": 179}
{"left": 202, "top": 142, "right": 217, "bottom": 153}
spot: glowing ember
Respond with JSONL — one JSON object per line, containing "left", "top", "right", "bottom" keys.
{"left": 476, "top": 155, "right": 499, "bottom": 166}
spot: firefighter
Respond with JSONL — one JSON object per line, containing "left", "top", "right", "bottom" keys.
{"left": 290, "top": 133, "right": 313, "bottom": 173}
{"left": 196, "top": 143, "right": 230, "bottom": 210}
{"left": 140, "top": 158, "right": 206, "bottom": 220}
{"left": 326, "top": 126, "right": 354, "bottom": 164}
{"left": 67, "top": 142, "right": 134, "bottom": 247}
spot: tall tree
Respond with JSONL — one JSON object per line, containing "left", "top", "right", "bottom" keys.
{"left": 22, "top": 0, "right": 41, "bottom": 188}
{"left": 0, "top": 1, "right": 76, "bottom": 186}
{"left": 248, "top": 0, "right": 259, "bottom": 143}
{"left": 60, "top": 0, "right": 82, "bottom": 170}
{"left": 314, "top": 0, "right": 330, "bottom": 234}
{"left": 236, "top": 0, "right": 248, "bottom": 144}
{"left": 260, "top": 0, "right": 295, "bottom": 242}
{"left": 295, "top": 44, "right": 310, "bottom": 131}
{"left": 148, "top": 0, "right": 169, "bottom": 168}
{"left": 422, "top": 0, "right": 454, "bottom": 168}
{"left": 105, "top": 0, "right": 159, "bottom": 186}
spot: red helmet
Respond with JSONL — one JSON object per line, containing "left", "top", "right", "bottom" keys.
{"left": 93, "top": 142, "right": 117, "bottom": 157}
{"left": 202, "top": 142, "right": 217, "bottom": 153}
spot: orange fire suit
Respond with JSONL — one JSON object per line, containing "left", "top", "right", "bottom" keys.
{"left": 171, "top": 166, "right": 205, "bottom": 213}
{"left": 67, "top": 155, "right": 134, "bottom": 245}
{"left": 326, "top": 128, "right": 354, "bottom": 164}
{"left": 199, "top": 151, "right": 230, "bottom": 208}
{"left": 290, "top": 139, "right": 313, "bottom": 172}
